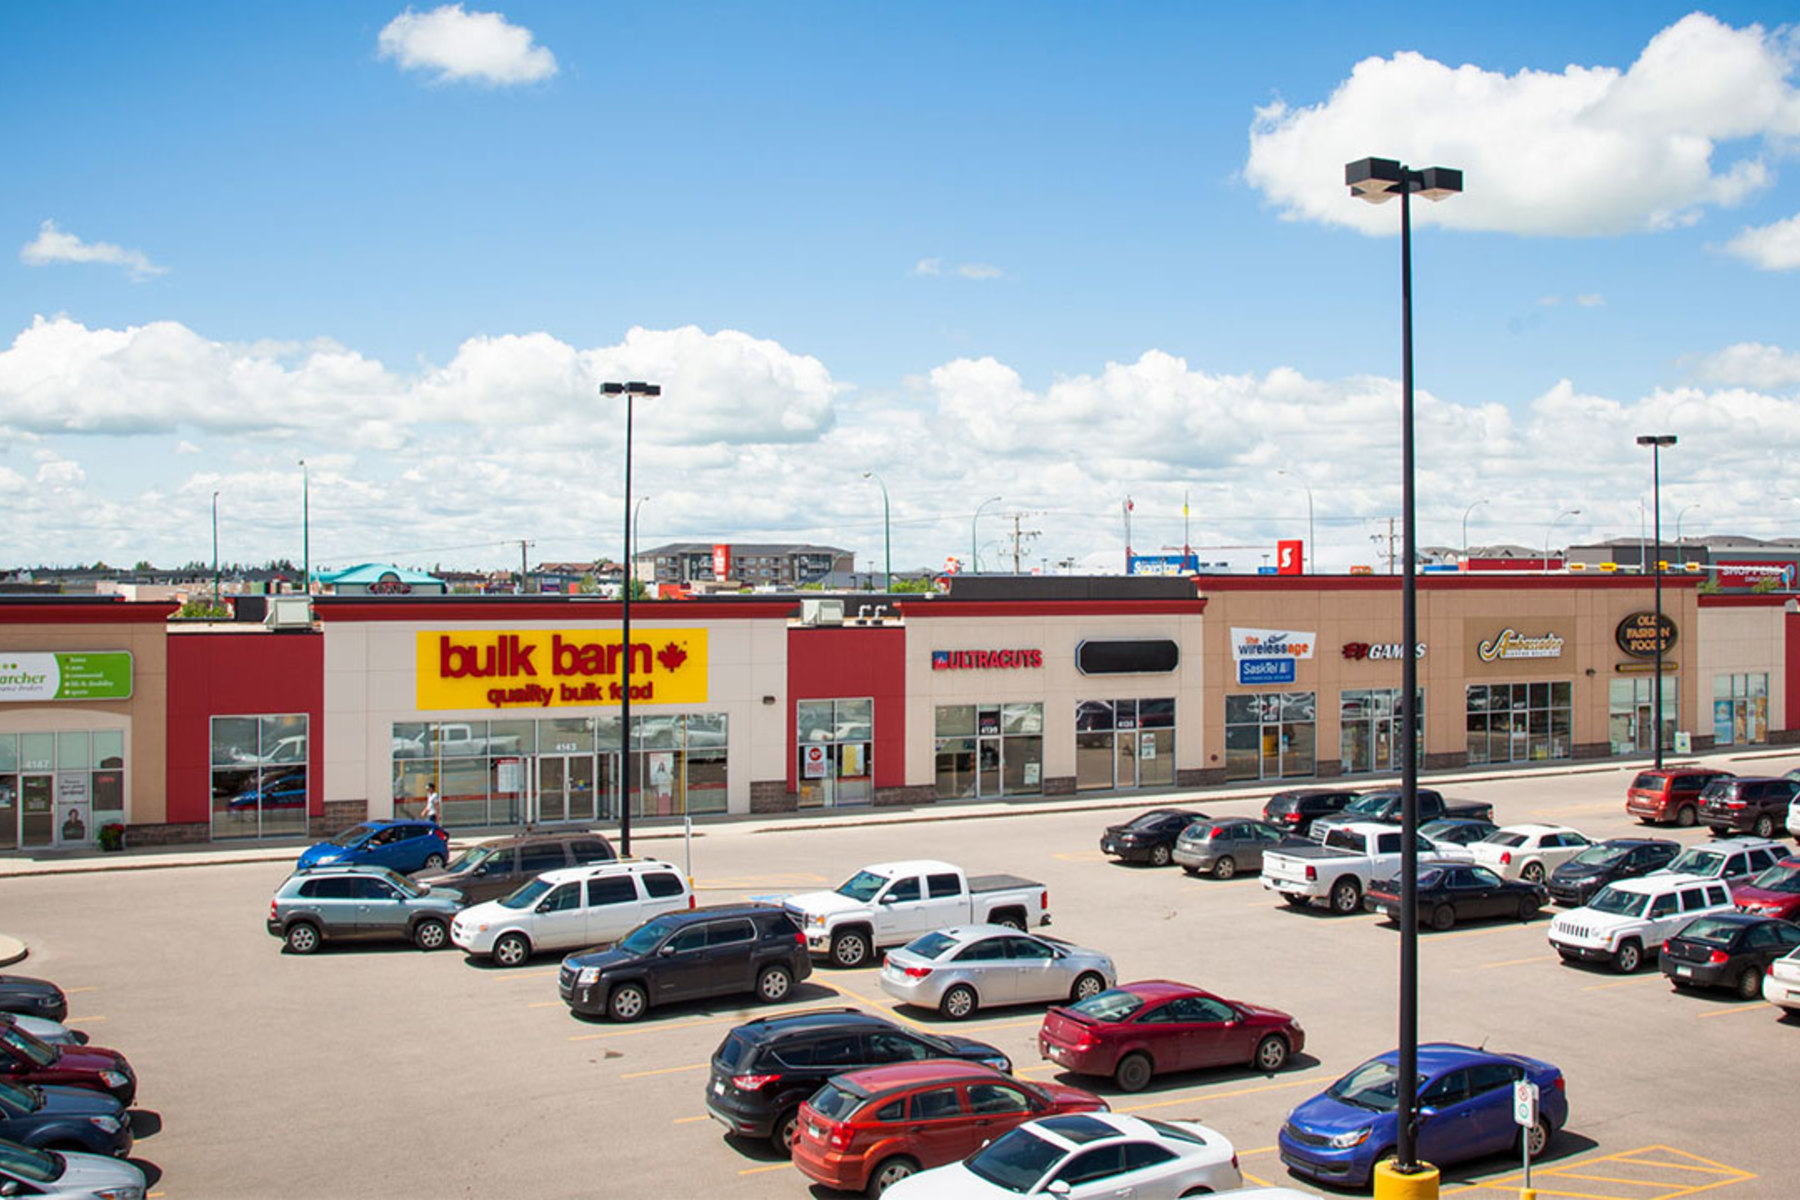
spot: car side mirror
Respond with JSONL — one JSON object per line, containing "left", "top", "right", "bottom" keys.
{"left": 1046, "top": 1182, "right": 1072, "bottom": 1197}
{"left": 536, "top": 903, "right": 552, "bottom": 914}
{"left": 659, "top": 944, "right": 676, "bottom": 957}
{"left": 878, "top": 894, "right": 896, "bottom": 904}
{"left": 1, "top": 1182, "right": 18, "bottom": 1198}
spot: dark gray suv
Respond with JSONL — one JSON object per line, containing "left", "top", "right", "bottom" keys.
{"left": 412, "top": 831, "right": 615, "bottom": 904}
{"left": 268, "top": 865, "right": 465, "bottom": 954}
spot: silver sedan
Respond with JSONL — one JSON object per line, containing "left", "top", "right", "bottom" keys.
{"left": 877, "top": 924, "right": 1116, "bottom": 1020}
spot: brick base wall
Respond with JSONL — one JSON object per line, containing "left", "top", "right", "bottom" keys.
{"left": 125, "top": 821, "right": 209, "bottom": 846}
{"left": 1770, "top": 728, "right": 1800, "bottom": 745}
{"left": 1042, "top": 775, "right": 1077, "bottom": 797}
{"left": 1572, "top": 741, "right": 1611, "bottom": 761}
{"left": 875, "top": 785, "right": 935, "bottom": 808}
{"left": 749, "top": 781, "right": 792, "bottom": 814}
{"left": 1314, "top": 759, "right": 1343, "bottom": 779}
{"left": 1424, "top": 752, "right": 1463, "bottom": 771}
{"left": 1186, "top": 767, "right": 1229, "bottom": 788}
{"left": 313, "top": 800, "right": 367, "bottom": 839}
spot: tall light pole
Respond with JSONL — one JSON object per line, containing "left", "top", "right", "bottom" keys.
{"left": 603, "top": 381, "right": 661, "bottom": 856}
{"left": 1460, "top": 498, "right": 1488, "bottom": 568}
{"left": 862, "top": 471, "right": 891, "bottom": 592}
{"left": 1637, "top": 434, "right": 1676, "bottom": 769}
{"left": 1277, "top": 468, "right": 1315, "bottom": 573}
{"left": 1544, "top": 509, "right": 1581, "bottom": 573}
{"left": 211, "top": 490, "right": 221, "bottom": 609}
{"left": 972, "top": 496, "right": 1002, "bottom": 574}
{"left": 1346, "top": 154, "right": 1461, "bottom": 1191}
{"left": 298, "top": 460, "right": 309, "bottom": 594}
{"left": 1674, "top": 503, "right": 1700, "bottom": 565}
{"left": 633, "top": 496, "right": 651, "bottom": 587}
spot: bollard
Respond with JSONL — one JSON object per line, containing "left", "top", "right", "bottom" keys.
{"left": 1373, "top": 1160, "right": 1440, "bottom": 1200}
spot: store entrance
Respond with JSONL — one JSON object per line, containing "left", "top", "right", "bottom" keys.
{"left": 20, "top": 775, "right": 54, "bottom": 849}
{"left": 534, "top": 755, "right": 599, "bottom": 825}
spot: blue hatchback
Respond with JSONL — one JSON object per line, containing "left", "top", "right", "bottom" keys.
{"left": 1279, "top": 1043, "right": 1567, "bottom": 1187}
{"left": 296, "top": 820, "right": 450, "bottom": 874}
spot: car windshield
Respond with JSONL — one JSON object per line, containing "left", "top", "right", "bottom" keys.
{"left": 1345, "top": 794, "right": 1393, "bottom": 814}
{"left": 446, "top": 845, "right": 499, "bottom": 873}
{"left": 1668, "top": 848, "right": 1724, "bottom": 876}
{"left": 1125, "top": 811, "right": 1174, "bottom": 831}
{"left": 0, "top": 1025, "right": 57, "bottom": 1068}
{"left": 1069, "top": 989, "right": 1144, "bottom": 1023}
{"left": 1587, "top": 887, "right": 1650, "bottom": 917}
{"left": 1327, "top": 1059, "right": 1423, "bottom": 1112}
{"left": 619, "top": 917, "right": 681, "bottom": 956}
{"left": 500, "top": 878, "right": 553, "bottom": 910}
{"left": 0, "top": 1078, "right": 42, "bottom": 1114}
{"left": 1676, "top": 917, "right": 1744, "bottom": 946}
{"left": 963, "top": 1127, "right": 1065, "bottom": 1193}
{"left": 380, "top": 870, "right": 424, "bottom": 898}
{"left": 1749, "top": 864, "right": 1800, "bottom": 894}
{"left": 0, "top": 1136, "right": 58, "bottom": 1182}
{"left": 903, "top": 931, "right": 959, "bottom": 960}
{"left": 808, "top": 1081, "right": 865, "bottom": 1121}
{"left": 1572, "top": 844, "right": 1632, "bottom": 868}
{"left": 835, "top": 870, "right": 890, "bottom": 902}
{"left": 329, "top": 823, "right": 376, "bottom": 848}
{"left": 1631, "top": 772, "right": 1668, "bottom": 790}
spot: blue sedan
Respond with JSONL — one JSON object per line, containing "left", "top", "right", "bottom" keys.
{"left": 1279, "top": 1043, "right": 1567, "bottom": 1187}
{"left": 296, "top": 820, "right": 450, "bottom": 874}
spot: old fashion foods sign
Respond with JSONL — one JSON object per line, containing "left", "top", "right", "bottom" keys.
{"left": 415, "top": 629, "right": 708, "bottom": 710}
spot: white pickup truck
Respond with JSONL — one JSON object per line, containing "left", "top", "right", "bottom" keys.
{"left": 1261, "top": 822, "right": 1449, "bottom": 915}
{"left": 784, "top": 859, "right": 1051, "bottom": 968}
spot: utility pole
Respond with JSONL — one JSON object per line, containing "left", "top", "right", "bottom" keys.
{"left": 1370, "top": 519, "right": 1400, "bottom": 574}
{"left": 1009, "top": 512, "right": 1041, "bottom": 574}
{"left": 517, "top": 540, "right": 534, "bottom": 594}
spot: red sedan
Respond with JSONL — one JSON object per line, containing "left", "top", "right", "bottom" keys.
{"left": 791, "top": 1059, "right": 1104, "bottom": 1197}
{"left": 0, "top": 1021, "right": 137, "bottom": 1106}
{"left": 1037, "top": 979, "right": 1303, "bottom": 1092}
{"left": 1732, "top": 857, "right": 1800, "bottom": 921}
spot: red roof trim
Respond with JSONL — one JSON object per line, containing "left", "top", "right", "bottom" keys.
{"left": 1698, "top": 594, "right": 1792, "bottom": 607}
{"left": 1194, "top": 574, "right": 1701, "bottom": 594}
{"left": 0, "top": 601, "right": 177, "bottom": 625}
{"left": 313, "top": 598, "right": 798, "bottom": 623}
{"left": 895, "top": 599, "right": 1206, "bottom": 618}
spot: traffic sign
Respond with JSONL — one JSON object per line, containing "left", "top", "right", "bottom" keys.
{"left": 1513, "top": 1079, "right": 1539, "bottom": 1127}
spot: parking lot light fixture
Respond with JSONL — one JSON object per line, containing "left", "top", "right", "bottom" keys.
{"left": 973, "top": 496, "right": 1002, "bottom": 574}
{"left": 603, "top": 380, "right": 661, "bottom": 855}
{"left": 863, "top": 471, "right": 891, "bottom": 592}
{"left": 1346, "top": 154, "right": 1460, "bottom": 1192}
{"left": 1636, "top": 434, "right": 1677, "bottom": 770}
{"left": 1545, "top": 509, "right": 1581, "bottom": 573}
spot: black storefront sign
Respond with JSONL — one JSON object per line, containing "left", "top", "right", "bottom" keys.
{"left": 1616, "top": 611, "right": 1677, "bottom": 660}
{"left": 1076, "top": 639, "right": 1180, "bottom": 675}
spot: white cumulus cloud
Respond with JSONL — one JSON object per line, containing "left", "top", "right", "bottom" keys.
{"left": 1244, "top": 13, "right": 1800, "bottom": 236}
{"left": 1723, "top": 212, "right": 1800, "bottom": 270}
{"left": 19, "top": 220, "right": 166, "bottom": 281}
{"left": 1690, "top": 342, "right": 1800, "bottom": 389}
{"left": 378, "top": 4, "right": 557, "bottom": 86}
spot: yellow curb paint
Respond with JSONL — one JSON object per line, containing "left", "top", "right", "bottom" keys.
{"left": 1694, "top": 1002, "right": 1774, "bottom": 1019}
{"left": 737, "top": 1163, "right": 789, "bottom": 1176}
{"left": 620, "top": 1062, "right": 707, "bottom": 1080}
{"left": 1481, "top": 956, "right": 1555, "bottom": 969}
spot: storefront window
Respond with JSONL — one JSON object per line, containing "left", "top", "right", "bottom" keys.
{"left": 210, "top": 715, "right": 308, "bottom": 841}
{"left": 1608, "top": 677, "right": 1678, "bottom": 756}
{"left": 1712, "top": 673, "right": 1768, "bottom": 747}
{"left": 0, "top": 734, "right": 15, "bottom": 852}
{"left": 935, "top": 703, "right": 1042, "bottom": 800}
{"left": 1469, "top": 682, "right": 1572, "bottom": 764}
{"left": 1224, "top": 692, "right": 1315, "bottom": 781}
{"left": 1076, "top": 699, "right": 1175, "bottom": 791}
{"left": 1340, "top": 689, "right": 1423, "bottom": 775}
{"left": 798, "top": 698, "right": 874, "bottom": 809}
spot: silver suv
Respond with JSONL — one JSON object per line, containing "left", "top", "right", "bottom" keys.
{"left": 267, "top": 864, "right": 465, "bottom": 954}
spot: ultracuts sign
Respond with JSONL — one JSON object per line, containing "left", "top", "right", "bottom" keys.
{"left": 1477, "top": 628, "right": 1565, "bottom": 662}
{"left": 932, "top": 649, "right": 1043, "bottom": 670}
{"left": 0, "top": 652, "right": 134, "bottom": 702}
{"left": 415, "top": 629, "right": 708, "bottom": 710}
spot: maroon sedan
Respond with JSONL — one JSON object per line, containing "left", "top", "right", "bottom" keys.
{"left": 1733, "top": 857, "right": 1800, "bottom": 921}
{"left": 0, "top": 1021, "right": 136, "bottom": 1106}
{"left": 1037, "top": 979, "right": 1303, "bottom": 1092}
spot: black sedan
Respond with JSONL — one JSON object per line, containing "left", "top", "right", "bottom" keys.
{"left": 1661, "top": 913, "right": 1800, "bottom": 999}
{"left": 1099, "top": 808, "right": 1205, "bottom": 867}
{"left": 1366, "top": 864, "right": 1545, "bottom": 931}
{"left": 0, "top": 977, "right": 65, "bottom": 1025}
{"left": 1546, "top": 837, "right": 1680, "bottom": 907}
{"left": 0, "top": 1080, "right": 133, "bottom": 1157}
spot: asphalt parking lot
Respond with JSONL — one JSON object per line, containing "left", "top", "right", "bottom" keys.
{"left": 5, "top": 754, "right": 1798, "bottom": 1199}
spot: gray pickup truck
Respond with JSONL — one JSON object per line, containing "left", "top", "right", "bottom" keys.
{"left": 1309, "top": 787, "right": 1494, "bottom": 840}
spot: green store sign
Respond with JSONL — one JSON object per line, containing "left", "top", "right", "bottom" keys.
{"left": 0, "top": 652, "right": 134, "bottom": 702}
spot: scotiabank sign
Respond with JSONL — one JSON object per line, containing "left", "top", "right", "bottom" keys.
{"left": 416, "top": 629, "right": 708, "bottom": 710}
{"left": 932, "top": 648, "right": 1043, "bottom": 670}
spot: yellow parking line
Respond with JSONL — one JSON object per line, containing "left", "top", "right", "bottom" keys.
{"left": 673, "top": 1115, "right": 711, "bottom": 1124}
{"left": 1241, "top": 1171, "right": 1271, "bottom": 1186}
{"left": 738, "top": 1163, "right": 789, "bottom": 1176}
{"left": 1482, "top": 956, "right": 1554, "bottom": 969}
{"left": 1117, "top": 1074, "right": 1318, "bottom": 1114}
{"left": 1695, "top": 1002, "right": 1774, "bottom": 1019}
{"left": 492, "top": 969, "right": 558, "bottom": 981}
{"left": 67, "top": 1014, "right": 105, "bottom": 1022}
{"left": 1581, "top": 976, "right": 1664, "bottom": 991}
{"left": 621, "top": 1061, "right": 707, "bottom": 1080}
{"left": 526, "top": 1001, "right": 562, "bottom": 1009}
{"left": 568, "top": 1002, "right": 846, "bottom": 1041}
{"left": 1239, "top": 1146, "right": 1277, "bottom": 1157}
{"left": 64, "top": 986, "right": 99, "bottom": 993}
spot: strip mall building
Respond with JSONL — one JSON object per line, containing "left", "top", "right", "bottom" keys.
{"left": 2, "top": 574, "right": 1795, "bottom": 850}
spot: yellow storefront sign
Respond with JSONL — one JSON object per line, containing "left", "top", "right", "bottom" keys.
{"left": 415, "top": 628, "right": 709, "bottom": 711}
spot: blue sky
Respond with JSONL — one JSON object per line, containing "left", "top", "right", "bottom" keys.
{"left": 3, "top": 3, "right": 1798, "bottom": 575}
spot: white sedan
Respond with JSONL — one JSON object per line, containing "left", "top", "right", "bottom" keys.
{"left": 1467, "top": 823, "right": 1593, "bottom": 883}
{"left": 879, "top": 925, "right": 1115, "bottom": 1020}
{"left": 883, "top": 1112, "right": 1240, "bottom": 1200}
{"left": 1764, "top": 946, "right": 1800, "bottom": 1014}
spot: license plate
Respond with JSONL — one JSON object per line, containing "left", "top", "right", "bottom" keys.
{"left": 808, "top": 1123, "right": 822, "bottom": 1139}
{"left": 713, "top": 1080, "right": 726, "bottom": 1095}
{"left": 1676, "top": 966, "right": 1693, "bottom": 977}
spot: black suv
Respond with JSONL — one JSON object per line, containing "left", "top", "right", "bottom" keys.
{"left": 1698, "top": 777, "right": 1800, "bottom": 839}
{"left": 1262, "top": 788, "right": 1360, "bottom": 837}
{"left": 704, "top": 1008, "right": 1011, "bottom": 1155}
{"left": 412, "top": 830, "right": 615, "bottom": 904}
{"left": 559, "top": 904, "right": 810, "bottom": 1022}
{"left": 1546, "top": 837, "right": 1681, "bottom": 907}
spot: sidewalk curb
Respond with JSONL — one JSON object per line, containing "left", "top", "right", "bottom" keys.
{"left": 0, "top": 935, "right": 27, "bottom": 967}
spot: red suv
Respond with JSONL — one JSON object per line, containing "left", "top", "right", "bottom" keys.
{"left": 1626, "top": 768, "right": 1734, "bottom": 827}
{"left": 1733, "top": 857, "right": 1800, "bottom": 921}
{"left": 791, "top": 1060, "right": 1103, "bottom": 1197}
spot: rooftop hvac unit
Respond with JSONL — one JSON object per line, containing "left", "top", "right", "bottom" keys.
{"left": 800, "top": 598, "right": 844, "bottom": 626}
{"left": 265, "top": 596, "right": 314, "bottom": 630}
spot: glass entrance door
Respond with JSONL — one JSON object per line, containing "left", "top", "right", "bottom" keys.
{"left": 20, "top": 775, "right": 53, "bottom": 849}
{"left": 536, "top": 755, "right": 598, "bottom": 826}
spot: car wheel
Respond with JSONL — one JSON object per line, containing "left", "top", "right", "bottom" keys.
{"left": 1675, "top": 805, "right": 1697, "bottom": 828}
{"left": 1754, "top": 814, "right": 1776, "bottom": 839}
{"left": 829, "top": 929, "right": 871, "bottom": 969}
{"left": 772, "top": 1108, "right": 801, "bottom": 1157}
{"left": 1281, "top": 892, "right": 1310, "bottom": 909}
{"left": 1071, "top": 971, "right": 1106, "bottom": 1003}
{"left": 1330, "top": 878, "right": 1362, "bottom": 915}
{"left": 1737, "top": 966, "right": 1764, "bottom": 1001}
{"left": 413, "top": 918, "right": 448, "bottom": 951}
{"left": 493, "top": 932, "right": 532, "bottom": 968}
{"left": 1253, "top": 1033, "right": 1289, "bottom": 1073}
{"left": 1518, "top": 895, "right": 1540, "bottom": 921}
{"left": 284, "top": 922, "right": 321, "bottom": 955}
{"left": 1613, "top": 939, "right": 1643, "bottom": 974}
{"left": 608, "top": 982, "right": 648, "bottom": 1022}
{"left": 939, "top": 984, "right": 978, "bottom": 1020}
{"left": 756, "top": 964, "right": 794, "bottom": 1003}
{"left": 994, "top": 912, "right": 1027, "bottom": 931}
{"left": 1113, "top": 1051, "right": 1153, "bottom": 1093}
{"left": 1518, "top": 1114, "right": 1553, "bottom": 1158}
{"left": 867, "top": 1155, "right": 920, "bottom": 1197}
{"left": 1430, "top": 904, "right": 1456, "bottom": 932}
{"left": 423, "top": 852, "right": 447, "bottom": 869}
{"left": 1149, "top": 844, "right": 1173, "bottom": 867}
{"left": 1213, "top": 856, "right": 1239, "bottom": 881}
{"left": 1521, "top": 862, "right": 1546, "bottom": 884}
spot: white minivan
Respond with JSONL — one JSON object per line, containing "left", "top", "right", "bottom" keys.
{"left": 451, "top": 859, "right": 693, "bottom": 967}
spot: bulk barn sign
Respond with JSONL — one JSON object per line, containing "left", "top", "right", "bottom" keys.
{"left": 415, "top": 629, "right": 708, "bottom": 710}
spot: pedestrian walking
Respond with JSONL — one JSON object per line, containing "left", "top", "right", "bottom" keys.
{"left": 424, "top": 784, "right": 441, "bottom": 824}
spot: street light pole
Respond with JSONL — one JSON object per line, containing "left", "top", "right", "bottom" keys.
{"left": 298, "top": 459, "right": 309, "bottom": 594}
{"left": 1674, "top": 503, "right": 1699, "bottom": 566}
{"left": 604, "top": 381, "right": 662, "bottom": 856}
{"left": 211, "top": 490, "right": 220, "bottom": 609}
{"left": 1637, "top": 435, "right": 1677, "bottom": 769}
{"left": 634, "top": 496, "right": 651, "bottom": 584}
{"left": 1277, "top": 469, "right": 1315, "bottom": 573}
{"left": 972, "top": 496, "right": 1002, "bottom": 574}
{"left": 1347, "top": 154, "right": 1461, "bottom": 1192}
{"left": 1544, "top": 509, "right": 1581, "bottom": 573}
{"left": 863, "top": 472, "right": 891, "bottom": 592}
{"left": 1461, "top": 498, "right": 1488, "bottom": 568}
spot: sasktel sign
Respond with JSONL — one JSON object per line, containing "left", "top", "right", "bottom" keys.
{"left": 1230, "top": 628, "right": 1315, "bottom": 686}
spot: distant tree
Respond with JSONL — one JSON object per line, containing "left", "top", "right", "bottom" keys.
{"left": 1697, "top": 578, "right": 1721, "bottom": 595}
{"left": 1751, "top": 575, "right": 1780, "bottom": 594}
{"left": 888, "top": 577, "right": 937, "bottom": 594}
{"left": 175, "top": 598, "right": 230, "bottom": 620}
{"left": 134, "top": 560, "right": 154, "bottom": 572}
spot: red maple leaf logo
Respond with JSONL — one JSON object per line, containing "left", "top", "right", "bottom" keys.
{"left": 657, "top": 642, "right": 688, "bottom": 672}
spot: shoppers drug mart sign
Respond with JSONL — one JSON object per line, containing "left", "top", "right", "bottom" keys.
{"left": 0, "top": 652, "right": 134, "bottom": 702}
{"left": 416, "top": 629, "right": 708, "bottom": 710}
